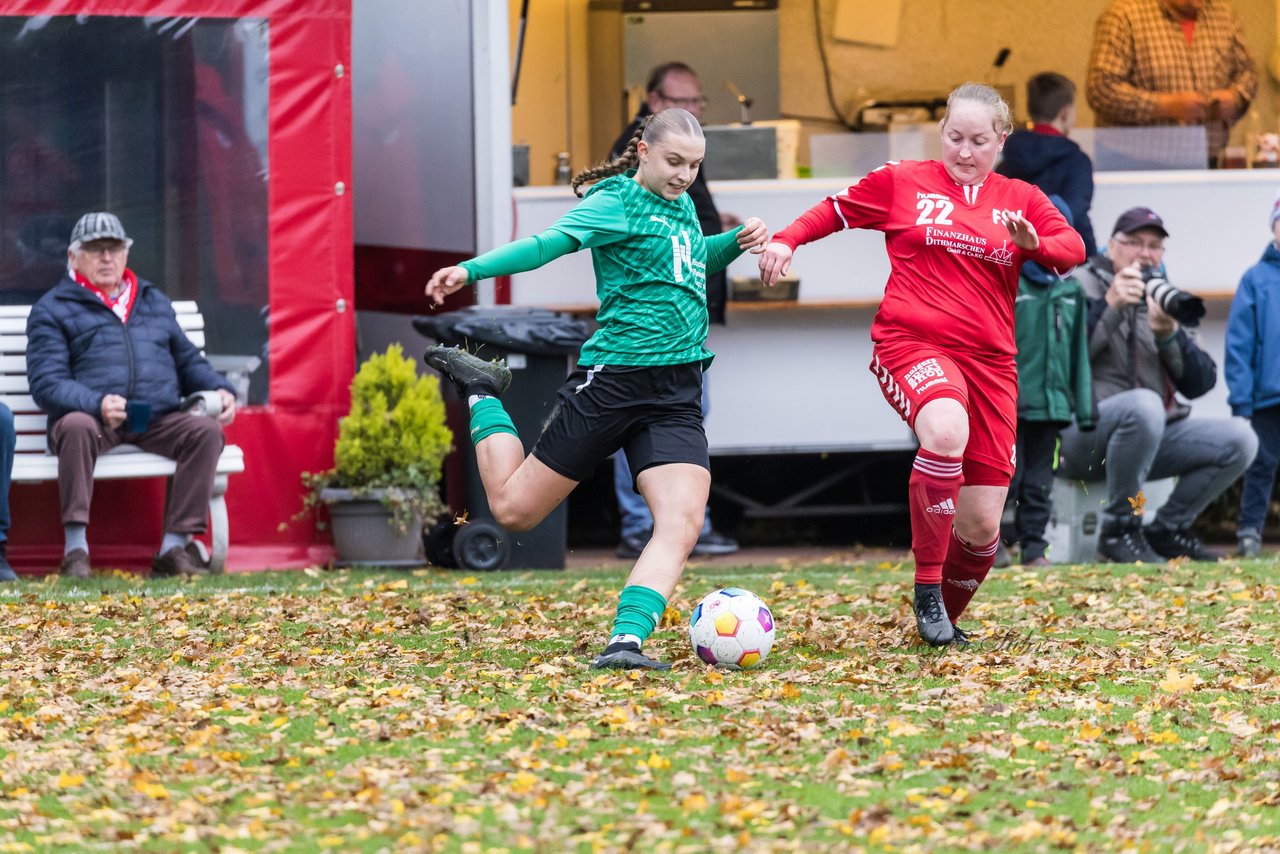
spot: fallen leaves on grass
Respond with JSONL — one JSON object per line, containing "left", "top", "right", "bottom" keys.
{"left": 1, "top": 561, "right": 1279, "bottom": 850}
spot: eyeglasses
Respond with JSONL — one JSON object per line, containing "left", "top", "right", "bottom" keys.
{"left": 1113, "top": 236, "right": 1165, "bottom": 253}
{"left": 655, "top": 90, "right": 708, "bottom": 109}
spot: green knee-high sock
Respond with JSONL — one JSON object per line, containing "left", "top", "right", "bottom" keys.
{"left": 608, "top": 585, "right": 668, "bottom": 647}
{"left": 469, "top": 397, "right": 518, "bottom": 444}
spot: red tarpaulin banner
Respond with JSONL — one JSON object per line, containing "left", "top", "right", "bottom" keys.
{"left": 1, "top": 0, "right": 353, "bottom": 571}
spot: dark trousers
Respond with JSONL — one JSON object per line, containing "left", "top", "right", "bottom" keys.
{"left": 1239, "top": 404, "right": 1280, "bottom": 535}
{"left": 50, "top": 411, "right": 225, "bottom": 534}
{"left": 1008, "top": 419, "right": 1059, "bottom": 561}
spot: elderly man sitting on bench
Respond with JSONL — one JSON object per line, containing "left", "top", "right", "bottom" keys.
{"left": 26, "top": 212, "right": 238, "bottom": 579}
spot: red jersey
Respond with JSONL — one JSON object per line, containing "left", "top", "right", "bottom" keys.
{"left": 772, "top": 160, "right": 1085, "bottom": 357}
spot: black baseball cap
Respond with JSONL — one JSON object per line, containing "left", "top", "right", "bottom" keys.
{"left": 1112, "top": 207, "right": 1169, "bottom": 238}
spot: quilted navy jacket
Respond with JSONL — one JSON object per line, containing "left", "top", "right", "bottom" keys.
{"left": 26, "top": 274, "right": 233, "bottom": 427}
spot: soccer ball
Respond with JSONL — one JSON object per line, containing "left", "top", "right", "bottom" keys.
{"left": 689, "top": 588, "right": 776, "bottom": 669}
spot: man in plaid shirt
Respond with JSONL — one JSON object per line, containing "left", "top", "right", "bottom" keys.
{"left": 1086, "top": 0, "right": 1256, "bottom": 163}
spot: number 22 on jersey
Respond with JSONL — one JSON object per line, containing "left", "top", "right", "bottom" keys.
{"left": 915, "top": 198, "right": 954, "bottom": 226}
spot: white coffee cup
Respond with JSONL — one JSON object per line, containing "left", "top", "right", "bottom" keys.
{"left": 182, "top": 390, "right": 223, "bottom": 418}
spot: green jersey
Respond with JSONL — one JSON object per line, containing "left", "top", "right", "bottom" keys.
{"left": 458, "top": 171, "right": 746, "bottom": 367}
{"left": 550, "top": 172, "right": 713, "bottom": 367}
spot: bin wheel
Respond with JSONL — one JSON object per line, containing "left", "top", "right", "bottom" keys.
{"left": 424, "top": 517, "right": 458, "bottom": 568}
{"left": 452, "top": 521, "right": 510, "bottom": 571}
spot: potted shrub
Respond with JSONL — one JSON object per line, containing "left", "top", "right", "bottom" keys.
{"left": 304, "top": 344, "right": 453, "bottom": 565}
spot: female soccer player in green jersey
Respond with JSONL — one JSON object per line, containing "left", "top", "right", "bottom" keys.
{"left": 424, "top": 108, "right": 768, "bottom": 670}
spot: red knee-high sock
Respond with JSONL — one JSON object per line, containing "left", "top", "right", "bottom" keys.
{"left": 941, "top": 530, "right": 998, "bottom": 624}
{"left": 909, "top": 449, "right": 964, "bottom": 584}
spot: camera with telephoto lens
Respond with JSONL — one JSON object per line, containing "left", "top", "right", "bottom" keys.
{"left": 1140, "top": 267, "right": 1205, "bottom": 327}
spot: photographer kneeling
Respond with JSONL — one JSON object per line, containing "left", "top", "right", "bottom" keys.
{"left": 1058, "top": 207, "right": 1257, "bottom": 562}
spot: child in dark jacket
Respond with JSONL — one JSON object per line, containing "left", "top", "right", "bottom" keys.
{"left": 1225, "top": 196, "right": 1280, "bottom": 557}
{"left": 1006, "top": 196, "right": 1094, "bottom": 565}
{"left": 998, "top": 72, "right": 1097, "bottom": 258}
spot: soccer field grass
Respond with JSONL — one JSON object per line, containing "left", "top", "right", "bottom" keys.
{"left": 2, "top": 557, "right": 1278, "bottom": 852}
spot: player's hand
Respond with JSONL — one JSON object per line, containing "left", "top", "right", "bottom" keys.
{"left": 101, "top": 394, "right": 126, "bottom": 430}
{"left": 1157, "top": 91, "right": 1208, "bottom": 124}
{"left": 736, "top": 217, "right": 768, "bottom": 254}
{"left": 425, "top": 266, "right": 470, "bottom": 305}
{"left": 425, "top": 266, "right": 469, "bottom": 304}
{"left": 1146, "top": 296, "right": 1178, "bottom": 337}
{"left": 1001, "top": 210, "right": 1039, "bottom": 251}
{"left": 1107, "top": 263, "right": 1148, "bottom": 309}
{"left": 758, "top": 242, "right": 793, "bottom": 286}
{"left": 216, "top": 388, "right": 237, "bottom": 425}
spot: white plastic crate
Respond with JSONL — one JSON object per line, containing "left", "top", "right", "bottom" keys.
{"left": 1043, "top": 478, "right": 1176, "bottom": 564}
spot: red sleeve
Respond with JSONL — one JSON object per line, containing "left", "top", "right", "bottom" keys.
{"left": 772, "top": 163, "right": 896, "bottom": 250}
{"left": 1023, "top": 186, "right": 1087, "bottom": 273}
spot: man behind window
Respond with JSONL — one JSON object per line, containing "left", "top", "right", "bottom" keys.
{"left": 1086, "top": 0, "right": 1257, "bottom": 163}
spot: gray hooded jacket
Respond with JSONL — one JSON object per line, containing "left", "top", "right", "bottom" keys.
{"left": 1076, "top": 256, "right": 1216, "bottom": 417}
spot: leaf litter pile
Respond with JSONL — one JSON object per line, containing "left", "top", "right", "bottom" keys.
{"left": 3, "top": 556, "right": 1280, "bottom": 852}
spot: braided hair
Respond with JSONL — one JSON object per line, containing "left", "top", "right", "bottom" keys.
{"left": 571, "top": 108, "right": 704, "bottom": 198}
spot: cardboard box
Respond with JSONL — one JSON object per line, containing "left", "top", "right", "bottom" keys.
{"left": 730, "top": 275, "right": 799, "bottom": 302}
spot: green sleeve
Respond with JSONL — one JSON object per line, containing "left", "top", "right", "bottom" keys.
{"left": 546, "top": 187, "right": 631, "bottom": 249}
{"left": 705, "top": 226, "right": 745, "bottom": 274}
{"left": 459, "top": 230, "right": 580, "bottom": 283}
{"left": 458, "top": 188, "right": 632, "bottom": 282}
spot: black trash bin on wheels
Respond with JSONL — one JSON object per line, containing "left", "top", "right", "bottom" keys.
{"left": 413, "top": 306, "right": 593, "bottom": 571}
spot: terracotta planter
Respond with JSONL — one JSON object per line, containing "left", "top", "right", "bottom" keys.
{"left": 320, "top": 488, "right": 425, "bottom": 567}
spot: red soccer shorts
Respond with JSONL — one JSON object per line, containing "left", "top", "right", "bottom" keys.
{"left": 870, "top": 337, "right": 1017, "bottom": 485}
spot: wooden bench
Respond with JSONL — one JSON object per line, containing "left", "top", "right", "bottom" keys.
{"left": 0, "top": 302, "right": 246, "bottom": 573}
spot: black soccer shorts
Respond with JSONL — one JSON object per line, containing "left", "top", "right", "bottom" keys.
{"left": 532, "top": 362, "right": 708, "bottom": 483}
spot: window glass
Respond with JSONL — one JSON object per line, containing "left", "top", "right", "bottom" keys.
{"left": 0, "top": 15, "right": 270, "bottom": 403}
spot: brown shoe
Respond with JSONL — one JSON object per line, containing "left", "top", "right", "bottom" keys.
{"left": 183, "top": 541, "right": 211, "bottom": 570}
{"left": 59, "top": 548, "right": 92, "bottom": 579}
{"left": 152, "top": 546, "right": 208, "bottom": 577}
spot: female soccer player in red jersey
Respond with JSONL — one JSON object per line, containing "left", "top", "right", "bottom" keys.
{"left": 758, "top": 83, "right": 1086, "bottom": 646}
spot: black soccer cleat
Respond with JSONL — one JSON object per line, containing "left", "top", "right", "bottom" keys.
{"left": 951, "top": 624, "right": 972, "bottom": 647}
{"left": 913, "top": 583, "right": 955, "bottom": 647}
{"left": 423, "top": 345, "right": 512, "bottom": 398}
{"left": 590, "top": 641, "right": 671, "bottom": 671}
